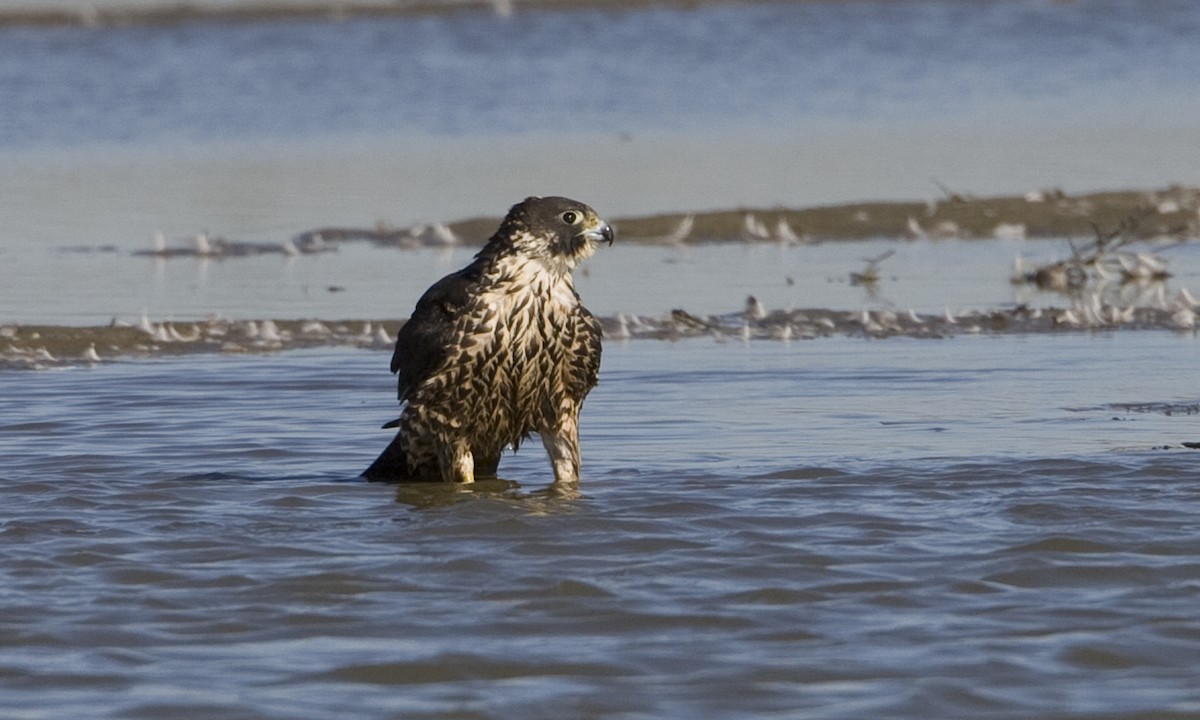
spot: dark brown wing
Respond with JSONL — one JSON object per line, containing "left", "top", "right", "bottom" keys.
{"left": 391, "top": 263, "right": 483, "bottom": 401}
{"left": 565, "top": 302, "right": 603, "bottom": 400}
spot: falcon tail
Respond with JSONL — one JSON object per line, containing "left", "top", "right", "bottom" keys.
{"left": 360, "top": 433, "right": 414, "bottom": 482}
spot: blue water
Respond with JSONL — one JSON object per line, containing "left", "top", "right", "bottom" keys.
{"left": 3, "top": 0, "right": 1199, "bottom": 149}
{"left": 5, "top": 0, "right": 1200, "bottom": 260}
{"left": 2, "top": 337, "right": 1200, "bottom": 719}
{"left": 4, "top": 4, "right": 1200, "bottom": 717}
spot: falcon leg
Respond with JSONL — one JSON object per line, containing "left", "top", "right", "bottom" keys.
{"left": 540, "top": 424, "right": 581, "bottom": 485}
{"left": 439, "top": 440, "right": 475, "bottom": 484}
{"left": 475, "top": 453, "right": 501, "bottom": 478}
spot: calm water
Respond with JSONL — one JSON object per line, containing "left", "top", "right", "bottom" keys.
{"left": 6, "top": 0, "right": 1196, "bottom": 149}
{"left": 4, "top": 0, "right": 1200, "bottom": 255}
{"left": 2, "top": 336, "right": 1200, "bottom": 719}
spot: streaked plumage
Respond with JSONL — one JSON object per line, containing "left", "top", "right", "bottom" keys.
{"left": 362, "top": 196, "right": 613, "bottom": 485}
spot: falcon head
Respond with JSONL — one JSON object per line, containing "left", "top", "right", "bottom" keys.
{"left": 490, "top": 196, "right": 614, "bottom": 274}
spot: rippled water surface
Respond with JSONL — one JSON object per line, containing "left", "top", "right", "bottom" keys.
{"left": 3, "top": 336, "right": 1200, "bottom": 719}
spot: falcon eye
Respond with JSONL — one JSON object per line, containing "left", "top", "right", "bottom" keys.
{"left": 560, "top": 211, "right": 579, "bottom": 225}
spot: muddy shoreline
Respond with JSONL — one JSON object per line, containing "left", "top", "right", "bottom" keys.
{"left": 4, "top": 302, "right": 1196, "bottom": 371}
{"left": 310, "top": 187, "right": 1200, "bottom": 250}
{"left": 132, "top": 187, "right": 1200, "bottom": 259}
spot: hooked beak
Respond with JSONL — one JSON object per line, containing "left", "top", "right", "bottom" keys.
{"left": 583, "top": 223, "right": 615, "bottom": 247}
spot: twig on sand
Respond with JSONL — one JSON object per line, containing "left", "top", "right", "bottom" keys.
{"left": 850, "top": 249, "right": 896, "bottom": 288}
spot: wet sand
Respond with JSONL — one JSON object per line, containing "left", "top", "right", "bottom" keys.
{"left": 130, "top": 186, "right": 1200, "bottom": 258}
{"left": 327, "top": 186, "right": 1200, "bottom": 249}
{"left": 5, "top": 302, "right": 1197, "bottom": 371}
{"left": 0, "top": 318, "right": 404, "bottom": 370}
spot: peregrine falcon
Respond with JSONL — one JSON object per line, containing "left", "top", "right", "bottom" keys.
{"left": 362, "top": 196, "right": 614, "bottom": 485}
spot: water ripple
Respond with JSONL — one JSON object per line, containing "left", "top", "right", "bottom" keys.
{"left": 2, "top": 340, "right": 1200, "bottom": 718}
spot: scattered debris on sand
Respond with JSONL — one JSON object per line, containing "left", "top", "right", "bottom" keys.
{"left": 132, "top": 231, "right": 337, "bottom": 258}
{"left": 0, "top": 317, "right": 399, "bottom": 370}
{"left": 849, "top": 249, "right": 896, "bottom": 291}
{"left": 5, "top": 295, "right": 1198, "bottom": 371}
{"left": 606, "top": 294, "right": 1198, "bottom": 343}
{"left": 114, "top": 186, "right": 1200, "bottom": 260}
{"left": 1010, "top": 211, "right": 1170, "bottom": 294}
{"left": 437, "top": 186, "right": 1200, "bottom": 247}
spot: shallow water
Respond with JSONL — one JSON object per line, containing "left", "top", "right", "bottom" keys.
{"left": 3, "top": 336, "right": 1199, "bottom": 719}
{"left": 8, "top": 237, "right": 1200, "bottom": 327}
